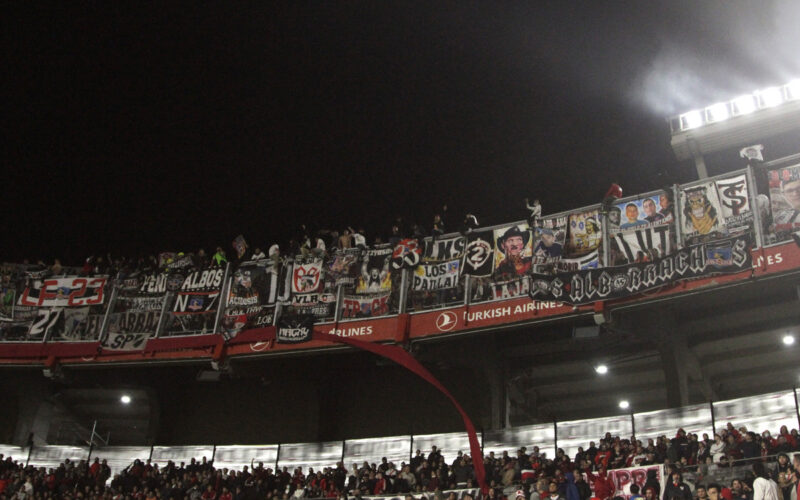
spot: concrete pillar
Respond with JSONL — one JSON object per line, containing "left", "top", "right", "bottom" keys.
{"left": 658, "top": 330, "right": 691, "bottom": 408}
{"left": 13, "top": 378, "right": 54, "bottom": 446}
{"left": 478, "top": 338, "right": 506, "bottom": 429}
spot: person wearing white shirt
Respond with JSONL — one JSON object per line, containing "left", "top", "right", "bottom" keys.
{"left": 752, "top": 462, "right": 779, "bottom": 500}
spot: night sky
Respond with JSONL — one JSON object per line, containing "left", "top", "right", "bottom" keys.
{"left": 5, "top": 1, "right": 799, "bottom": 264}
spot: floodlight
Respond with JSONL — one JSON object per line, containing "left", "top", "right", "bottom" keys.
{"left": 618, "top": 400, "right": 630, "bottom": 410}
{"left": 785, "top": 80, "right": 800, "bottom": 101}
{"left": 595, "top": 364, "right": 608, "bottom": 375}
{"left": 756, "top": 87, "right": 783, "bottom": 108}
{"left": 732, "top": 95, "right": 757, "bottom": 116}
{"left": 705, "top": 102, "right": 730, "bottom": 123}
{"left": 680, "top": 110, "right": 704, "bottom": 130}
{"left": 121, "top": 395, "right": 131, "bottom": 404}
{"left": 783, "top": 334, "right": 795, "bottom": 346}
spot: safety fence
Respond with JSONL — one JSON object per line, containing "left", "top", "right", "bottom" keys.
{"left": 1, "top": 159, "right": 799, "bottom": 348}
{"left": 3, "top": 388, "right": 798, "bottom": 479}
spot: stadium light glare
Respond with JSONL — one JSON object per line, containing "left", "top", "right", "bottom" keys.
{"left": 120, "top": 394, "right": 131, "bottom": 404}
{"left": 705, "top": 102, "right": 730, "bottom": 123}
{"left": 680, "top": 110, "right": 704, "bottom": 130}
{"left": 618, "top": 400, "right": 630, "bottom": 410}
{"left": 732, "top": 94, "right": 757, "bottom": 116}
{"left": 595, "top": 364, "right": 609, "bottom": 375}
{"left": 757, "top": 87, "right": 783, "bottom": 108}
{"left": 786, "top": 80, "right": 800, "bottom": 101}
{"left": 783, "top": 334, "right": 795, "bottom": 346}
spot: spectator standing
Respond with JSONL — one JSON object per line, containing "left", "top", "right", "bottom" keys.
{"left": 461, "top": 214, "right": 479, "bottom": 235}
{"left": 751, "top": 462, "right": 779, "bottom": 500}
{"left": 525, "top": 198, "right": 542, "bottom": 227}
{"left": 251, "top": 247, "right": 266, "bottom": 260}
{"left": 339, "top": 229, "right": 352, "bottom": 249}
{"left": 432, "top": 206, "right": 447, "bottom": 239}
{"left": 662, "top": 471, "right": 692, "bottom": 500}
{"left": 349, "top": 227, "right": 366, "bottom": 249}
{"left": 212, "top": 247, "right": 227, "bottom": 266}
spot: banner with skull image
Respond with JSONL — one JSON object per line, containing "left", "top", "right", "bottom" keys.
{"left": 355, "top": 246, "right": 393, "bottom": 294}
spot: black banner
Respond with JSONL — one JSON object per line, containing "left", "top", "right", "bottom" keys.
{"left": 529, "top": 236, "right": 752, "bottom": 305}
{"left": 276, "top": 315, "right": 314, "bottom": 344}
{"left": 463, "top": 231, "right": 495, "bottom": 277}
{"left": 355, "top": 245, "right": 392, "bottom": 294}
{"left": 165, "top": 268, "right": 225, "bottom": 335}
{"left": 423, "top": 236, "right": 466, "bottom": 262}
{"left": 222, "top": 259, "right": 280, "bottom": 340}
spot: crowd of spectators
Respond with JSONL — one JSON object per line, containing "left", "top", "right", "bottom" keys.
{"left": 1, "top": 209, "right": 465, "bottom": 279}
{"left": 2, "top": 423, "right": 799, "bottom": 500}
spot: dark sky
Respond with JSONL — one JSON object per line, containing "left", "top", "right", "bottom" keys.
{"left": 4, "top": 1, "right": 799, "bottom": 264}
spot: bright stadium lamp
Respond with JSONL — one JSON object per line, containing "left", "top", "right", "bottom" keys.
{"left": 705, "top": 102, "right": 730, "bottom": 123}
{"left": 595, "top": 364, "right": 609, "bottom": 375}
{"left": 618, "top": 400, "right": 630, "bottom": 410}
{"left": 785, "top": 80, "right": 800, "bottom": 101}
{"left": 783, "top": 334, "right": 795, "bottom": 346}
{"left": 732, "top": 94, "right": 757, "bottom": 116}
{"left": 757, "top": 87, "right": 784, "bottom": 108}
{"left": 680, "top": 110, "right": 704, "bottom": 130}
{"left": 121, "top": 394, "right": 131, "bottom": 404}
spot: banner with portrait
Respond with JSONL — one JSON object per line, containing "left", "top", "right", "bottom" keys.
{"left": 221, "top": 259, "right": 281, "bottom": 340}
{"left": 607, "top": 192, "right": 675, "bottom": 265}
{"left": 532, "top": 216, "right": 567, "bottom": 273}
{"left": 493, "top": 224, "right": 533, "bottom": 278}
{"left": 679, "top": 182, "right": 725, "bottom": 245}
{"left": 767, "top": 164, "right": 800, "bottom": 242}
{"left": 608, "top": 194, "right": 673, "bottom": 233}
{"left": 566, "top": 209, "right": 602, "bottom": 257}
{"left": 326, "top": 249, "right": 362, "bottom": 286}
{"left": 355, "top": 246, "right": 392, "bottom": 294}
{"left": 530, "top": 236, "right": 751, "bottom": 305}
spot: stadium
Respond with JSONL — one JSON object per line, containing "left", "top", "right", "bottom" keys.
{"left": 3, "top": 3, "right": 800, "bottom": 500}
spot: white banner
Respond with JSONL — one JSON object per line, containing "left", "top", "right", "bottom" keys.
{"left": 363, "top": 488, "right": 482, "bottom": 500}
{"left": 579, "top": 464, "right": 667, "bottom": 500}
{"left": 343, "top": 435, "right": 412, "bottom": 468}
{"left": 150, "top": 446, "right": 214, "bottom": 466}
{"left": 712, "top": 390, "right": 799, "bottom": 436}
{"left": 557, "top": 414, "right": 633, "bottom": 458}
{"left": 214, "top": 445, "right": 279, "bottom": 472}
{"left": 412, "top": 260, "right": 461, "bottom": 291}
{"left": 715, "top": 174, "right": 752, "bottom": 235}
